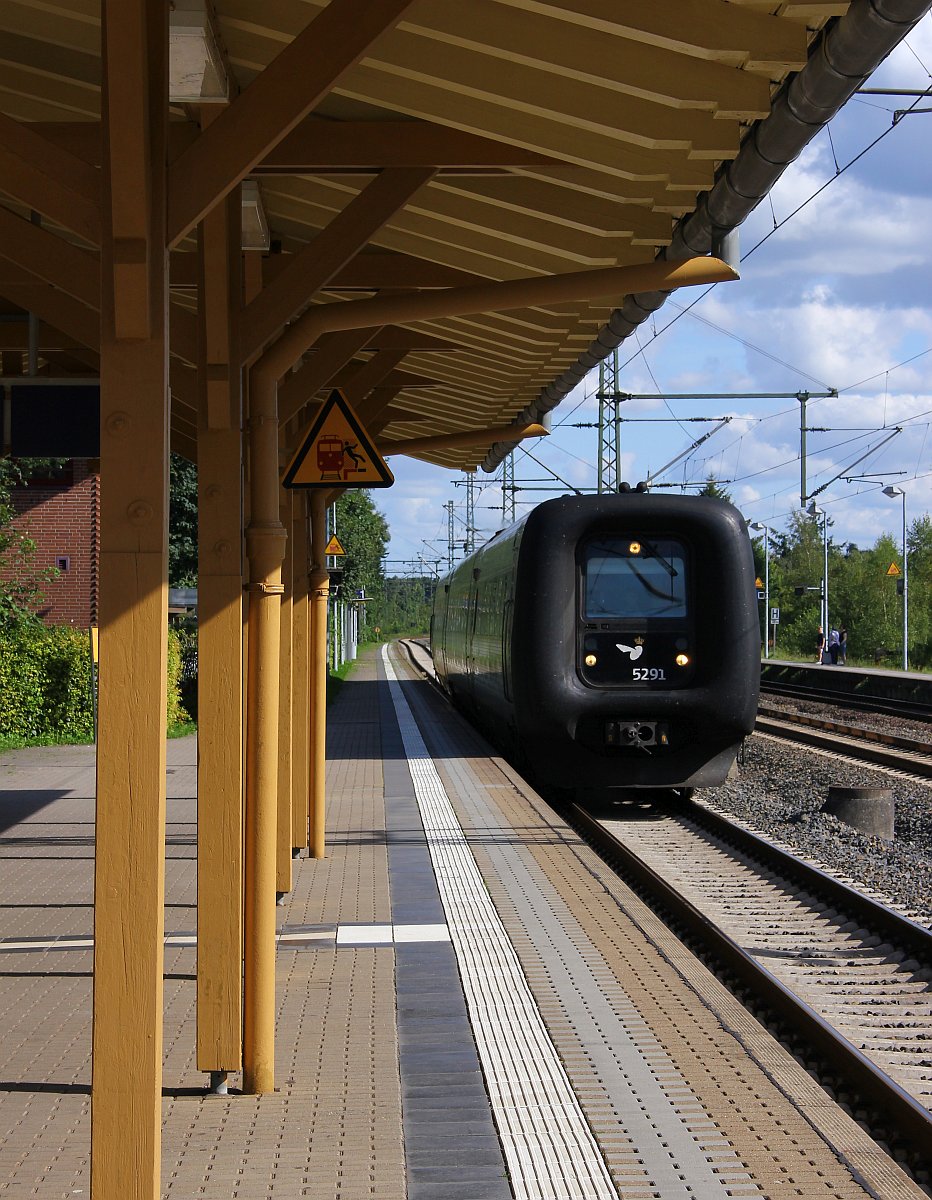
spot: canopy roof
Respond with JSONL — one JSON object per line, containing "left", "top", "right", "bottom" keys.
{"left": 0, "top": 1, "right": 922, "bottom": 470}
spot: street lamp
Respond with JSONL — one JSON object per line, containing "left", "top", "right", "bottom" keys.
{"left": 749, "top": 521, "right": 771, "bottom": 658}
{"left": 882, "top": 485, "right": 908, "bottom": 671}
{"left": 807, "top": 501, "right": 829, "bottom": 639}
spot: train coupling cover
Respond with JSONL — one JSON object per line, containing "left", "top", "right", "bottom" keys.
{"left": 604, "top": 720, "right": 670, "bottom": 750}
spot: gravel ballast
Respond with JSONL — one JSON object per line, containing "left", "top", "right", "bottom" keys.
{"left": 701, "top": 734, "right": 932, "bottom": 929}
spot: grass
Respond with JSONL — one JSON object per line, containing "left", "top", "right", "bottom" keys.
{"left": 168, "top": 720, "right": 197, "bottom": 739}
{"left": 0, "top": 730, "right": 94, "bottom": 754}
{"left": 1, "top": 718, "right": 196, "bottom": 756}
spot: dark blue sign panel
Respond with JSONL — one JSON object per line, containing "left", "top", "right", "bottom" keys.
{"left": 7, "top": 384, "right": 100, "bottom": 456}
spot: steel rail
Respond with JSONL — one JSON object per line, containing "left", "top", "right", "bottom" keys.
{"left": 759, "top": 678, "right": 932, "bottom": 723}
{"left": 757, "top": 702, "right": 930, "bottom": 754}
{"left": 754, "top": 712, "right": 932, "bottom": 778}
{"left": 567, "top": 799, "right": 932, "bottom": 1172}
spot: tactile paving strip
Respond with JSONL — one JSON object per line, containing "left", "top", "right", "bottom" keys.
{"left": 382, "top": 647, "right": 616, "bottom": 1200}
{"left": 396, "top": 661, "right": 926, "bottom": 1200}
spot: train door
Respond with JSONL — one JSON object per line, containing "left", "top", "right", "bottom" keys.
{"left": 465, "top": 580, "right": 481, "bottom": 696}
{"left": 432, "top": 584, "right": 450, "bottom": 683}
{"left": 501, "top": 597, "right": 514, "bottom": 701}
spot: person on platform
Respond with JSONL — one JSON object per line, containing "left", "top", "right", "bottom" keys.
{"left": 815, "top": 625, "right": 825, "bottom": 664}
{"left": 828, "top": 627, "right": 840, "bottom": 665}
{"left": 838, "top": 627, "right": 848, "bottom": 666}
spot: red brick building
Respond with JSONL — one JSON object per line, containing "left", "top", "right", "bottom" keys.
{"left": 6, "top": 459, "right": 99, "bottom": 628}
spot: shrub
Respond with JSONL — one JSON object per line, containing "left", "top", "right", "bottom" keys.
{"left": 166, "top": 626, "right": 190, "bottom": 730}
{"left": 0, "top": 623, "right": 94, "bottom": 743}
{"left": 0, "top": 624, "right": 190, "bottom": 746}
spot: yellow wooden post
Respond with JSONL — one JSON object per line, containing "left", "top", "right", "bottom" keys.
{"left": 195, "top": 174, "right": 244, "bottom": 1084}
{"left": 241, "top": 251, "right": 263, "bottom": 902}
{"left": 242, "top": 365, "right": 286, "bottom": 1094}
{"left": 277, "top": 485, "right": 294, "bottom": 895}
{"left": 309, "top": 491, "right": 330, "bottom": 859}
{"left": 291, "top": 497, "right": 311, "bottom": 852}
{"left": 92, "top": 3, "right": 169, "bottom": 1197}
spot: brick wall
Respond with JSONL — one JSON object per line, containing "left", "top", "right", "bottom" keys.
{"left": 5, "top": 460, "right": 99, "bottom": 628}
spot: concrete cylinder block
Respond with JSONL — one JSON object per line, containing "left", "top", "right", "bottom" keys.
{"left": 822, "top": 786, "right": 894, "bottom": 840}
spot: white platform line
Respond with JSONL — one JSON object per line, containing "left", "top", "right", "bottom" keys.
{"left": 383, "top": 646, "right": 616, "bottom": 1200}
{"left": 0, "top": 923, "right": 449, "bottom": 955}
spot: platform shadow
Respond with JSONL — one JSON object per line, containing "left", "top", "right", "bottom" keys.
{"left": 0, "top": 790, "right": 73, "bottom": 835}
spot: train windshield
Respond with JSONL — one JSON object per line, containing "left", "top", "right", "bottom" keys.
{"left": 582, "top": 537, "right": 687, "bottom": 619}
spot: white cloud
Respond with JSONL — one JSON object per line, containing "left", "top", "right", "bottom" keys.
{"left": 375, "top": 15, "right": 932, "bottom": 567}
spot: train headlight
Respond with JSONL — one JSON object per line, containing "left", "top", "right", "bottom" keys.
{"left": 628, "top": 541, "right": 641, "bottom": 555}
{"left": 675, "top": 653, "right": 690, "bottom": 667}
{"left": 585, "top": 654, "right": 597, "bottom": 666}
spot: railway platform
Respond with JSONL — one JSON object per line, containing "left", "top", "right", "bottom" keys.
{"left": 1, "top": 644, "right": 926, "bottom": 1199}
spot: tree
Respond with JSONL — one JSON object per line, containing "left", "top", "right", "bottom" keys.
{"left": 332, "top": 490, "right": 388, "bottom": 632}
{"left": 906, "top": 514, "right": 932, "bottom": 667}
{"left": 0, "top": 459, "right": 64, "bottom": 631}
{"left": 379, "top": 575, "right": 434, "bottom": 636}
{"left": 169, "top": 453, "right": 198, "bottom": 587}
{"left": 830, "top": 535, "right": 901, "bottom": 663}
{"left": 766, "top": 510, "right": 832, "bottom": 658}
{"left": 697, "top": 475, "right": 733, "bottom": 502}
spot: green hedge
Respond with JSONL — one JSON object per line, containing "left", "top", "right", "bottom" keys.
{"left": 0, "top": 624, "right": 94, "bottom": 742}
{"left": 166, "top": 626, "right": 189, "bottom": 730}
{"left": 0, "top": 624, "right": 188, "bottom": 745}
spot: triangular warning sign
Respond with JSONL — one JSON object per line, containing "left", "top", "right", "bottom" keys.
{"left": 283, "top": 389, "right": 394, "bottom": 489}
{"left": 325, "top": 535, "right": 345, "bottom": 556}
{"left": 886, "top": 562, "right": 901, "bottom": 576}
{"left": 755, "top": 577, "right": 764, "bottom": 589}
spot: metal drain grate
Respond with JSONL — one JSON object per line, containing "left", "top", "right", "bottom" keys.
{"left": 383, "top": 647, "right": 617, "bottom": 1200}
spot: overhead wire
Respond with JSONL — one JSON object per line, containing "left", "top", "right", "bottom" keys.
{"left": 457, "top": 26, "right": 932, "bottom": 551}
{"left": 612, "top": 74, "right": 932, "bottom": 389}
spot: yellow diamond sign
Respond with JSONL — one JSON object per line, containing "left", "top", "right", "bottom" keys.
{"left": 283, "top": 389, "right": 394, "bottom": 489}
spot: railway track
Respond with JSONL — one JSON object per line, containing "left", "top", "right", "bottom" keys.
{"left": 569, "top": 795, "right": 932, "bottom": 1172}
{"left": 760, "top": 678, "right": 931, "bottom": 723}
{"left": 755, "top": 704, "right": 932, "bottom": 779}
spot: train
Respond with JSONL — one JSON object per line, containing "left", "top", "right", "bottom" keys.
{"left": 430, "top": 490, "right": 760, "bottom": 794}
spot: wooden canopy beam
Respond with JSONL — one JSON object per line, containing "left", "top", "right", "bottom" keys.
{"left": 337, "top": 348, "right": 409, "bottom": 405}
{"left": 169, "top": 248, "right": 485, "bottom": 292}
{"left": 362, "top": 326, "right": 462, "bottom": 351}
{"left": 251, "top": 119, "right": 567, "bottom": 171}
{"left": 330, "top": 364, "right": 439, "bottom": 391}
{"left": 35, "top": 119, "right": 570, "bottom": 172}
{"left": 0, "top": 258, "right": 99, "bottom": 350}
{"left": 238, "top": 168, "right": 434, "bottom": 361}
{"left": 167, "top": 0, "right": 418, "bottom": 245}
{"left": 0, "top": 207, "right": 100, "bottom": 310}
{"left": 0, "top": 112, "right": 100, "bottom": 245}
{"left": 278, "top": 328, "right": 380, "bottom": 423}
{"left": 357, "top": 385, "right": 405, "bottom": 428}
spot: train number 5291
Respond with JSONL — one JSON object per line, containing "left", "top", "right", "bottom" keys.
{"left": 632, "top": 667, "right": 666, "bottom": 681}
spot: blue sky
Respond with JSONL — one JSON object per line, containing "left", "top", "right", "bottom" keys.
{"left": 377, "top": 17, "right": 932, "bottom": 571}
